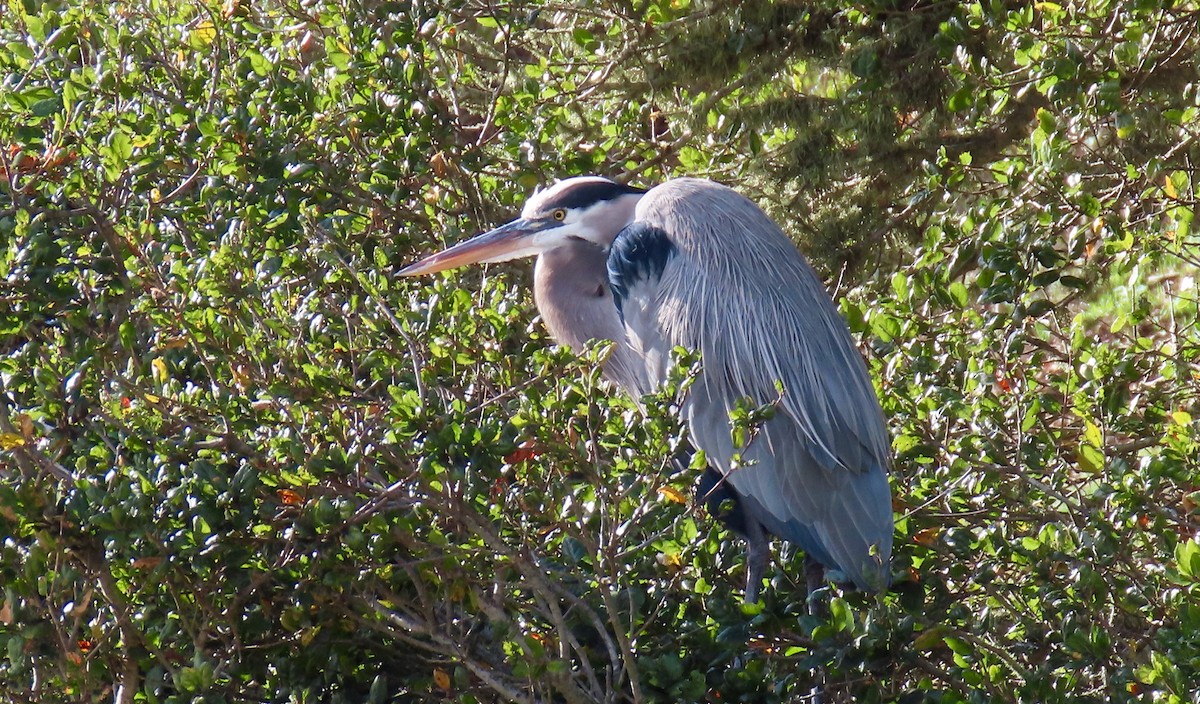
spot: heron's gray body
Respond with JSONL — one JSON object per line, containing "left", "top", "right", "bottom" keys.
{"left": 607, "top": 179, "right": 892, "bottom": 591}
{"left": 401, "top": 175, "right": 893, "bottom": 598}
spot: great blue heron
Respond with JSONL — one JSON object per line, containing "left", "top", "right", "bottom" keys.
{"left": 400, "top": 177, "right": 893, "bottom": 602}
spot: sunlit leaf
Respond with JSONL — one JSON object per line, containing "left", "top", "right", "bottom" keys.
{"left": 658, "top": 486, "right": 687, "bottom": 504}
{"left": 913, "top": 527, "right": 941, "bottom": 546}
{"left": 189, "top": 21, "right": 217, "bottom": 48}
{"left": 277, "top": 489, "right": 303, "bottom": 505}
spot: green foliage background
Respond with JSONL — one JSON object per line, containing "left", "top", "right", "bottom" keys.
{"left": 1, "top": 0, "right": 1198, "bottom": 702}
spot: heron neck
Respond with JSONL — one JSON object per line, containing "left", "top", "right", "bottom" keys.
{"left": 532, "top": 241, "right": 624, "bottom": 350}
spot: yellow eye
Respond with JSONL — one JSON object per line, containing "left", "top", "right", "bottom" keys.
{"left": 552, "top": 209, "right": 567, "bottom": 221}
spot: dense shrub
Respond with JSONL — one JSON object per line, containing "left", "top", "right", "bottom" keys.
{"left": 1, "top": 1, "right": 1197, "bottom": 702}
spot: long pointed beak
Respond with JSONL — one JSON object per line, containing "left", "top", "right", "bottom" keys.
{"left": 398, "top": 218, "right": 549, "bottom": 276}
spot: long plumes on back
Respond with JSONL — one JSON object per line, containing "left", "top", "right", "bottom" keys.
{"left": 638, "top": 180, "right": 889, "bottom": 462}
{"left": 631, "top": 178, "right": 893, "bottom": 588}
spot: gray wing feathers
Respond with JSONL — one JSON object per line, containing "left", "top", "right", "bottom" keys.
{"left": 629, "top": 178, "right": 893, "bottom": 588}
{"left": 689, "top": 381, "right": 892, "bottom": 588}
{"left": 611, "top": 272, "right": 671, "bottom": 392}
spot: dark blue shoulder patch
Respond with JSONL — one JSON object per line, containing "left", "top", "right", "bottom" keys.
{"left": 606, "top": 223, "right": 675, "bottom": 321}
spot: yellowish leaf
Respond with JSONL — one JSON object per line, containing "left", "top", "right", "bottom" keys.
{"left": 277, "top": 489, "right": 303, "bottom": 505}
{"left": 0, "top": 433, "right": 25, "bottom": 450}
{"left": 658, "top": 551, "right": 683, "bottom": 569}
{"left": 913, "top": 626, "right": 947, "bottom": 652}
{"left": 1077, "top": 442, "right": 1105, "bottom": 473}
{"left": 433, "top": 668, "right": 451, "bottom": 691}
{"left": 151, "top": 357, "right": 168, "bottom": 383}
{"left": 300, "top": 626, "right": 318, "bottom": 646}
{"left": 191, "top": 21, "right": 217, "bottom": 47}
{"left": 430, "top": 151, "right": 449, "bottom": 178}
{"left": 1171, "top": 410, "right": 1192, "bottom": 426}
{"left": 657, "top": 486, "right": 687, "bottom": 504}
{"left": 913, "top": 527, "right": 941, "bottom": 546}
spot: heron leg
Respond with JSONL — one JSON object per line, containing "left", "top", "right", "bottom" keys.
{"left": 804, "top": 554, "right": 828, "bottom": 704}
{"left": 804, "top": 554, "right": 828, "bottom": 618}
{"left": 743, "top": 518, "right": 769, "bottom": 604}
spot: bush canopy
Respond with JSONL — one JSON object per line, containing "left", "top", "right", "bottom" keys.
{"left": 1, "top": 1, "right": 1198, "bottom": 702}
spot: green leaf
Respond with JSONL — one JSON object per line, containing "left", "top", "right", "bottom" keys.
{"left": 25, "top": 16, "right": 45, "bottom": 42}
{"left": 1021, "top": 400, "right": 1040, "bottom": 432}
{"left": 851, "top": 47, "right": 879, "bottom": 77}
{"left": 1037, "top": 108, "right": 1056, "bottom": 133}
{"left": 248, "top": 51, "right": 271, "bottom": 77}
{"left": 6, "top": 42, "right": 33, "bottom": 62}
{"left": 1177, "top": 540, "right": 1200, "bottom": 581}
{"left": 894, "top": 434, "right": 920, "bottom": 453}
{"left": 948, "top": 281, "right": 969, "bottom": 307}
{"left": 828, "top": 597, "right": 854, "bottom": 632}
{"left": 738, "top": 600, "right": 764, "bottom": 617}
{"left": 7, "top": 635, "right": 24, "bottom": 665}
{"left": 870, "top": 313, "right": 902, "bottom": 343}
{"left": 562, "top": 536, "right": 588, "bottom": 564}
{"left": 913, "top": 626, "right": 945, "bottom": 651}
{"left": 572, "top": 28, "right": 595, "bottom": 48}
{"left": 1077, "top": 442, "right": 1104, "bottom": 474}
{"left": 108, "top": 130, "right": 133, "bottom": 161}
{"left": 947, "top": 88, "right": 972, "bottom": 112}
{"left": 943, "top": 636, "right": 972, "bottom": 656}
{"left": 30, "top": 96, "right": 62, "bottom": 117}
{"left": 328, "top": 51, "right": 350, "bottom": 70}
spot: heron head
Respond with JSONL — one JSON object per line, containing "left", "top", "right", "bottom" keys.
{"left": 398, "top": 177, "right": 645, "bottom": 276}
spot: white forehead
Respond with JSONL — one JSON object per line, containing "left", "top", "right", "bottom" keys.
{"left": 521, "top": 176, "right": 617, "bottom": 217}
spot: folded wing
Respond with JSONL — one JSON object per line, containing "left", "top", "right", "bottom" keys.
{"left": 607, "top": 178, "right": 893, "bottom": 590}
